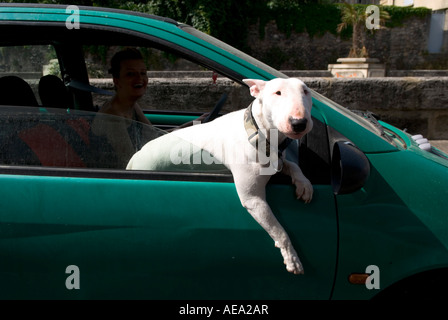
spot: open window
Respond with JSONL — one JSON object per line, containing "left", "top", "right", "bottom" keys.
{"left": 0, "top": 23, "right": 332, "bottom": 186}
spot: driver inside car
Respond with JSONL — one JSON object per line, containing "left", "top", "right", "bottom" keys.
{"left": 91, "top": 48, "right": 207, "bottom": 168}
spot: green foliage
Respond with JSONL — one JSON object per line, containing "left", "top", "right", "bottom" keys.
{"left": 266, "top": 3, "right": 341, "bottom": 38}
{"left": 46, "top": 58, "right": 61, "bottom": 77}
{"left": 3, "top": 0, "right": 432, "bottom": 54}
{"left": 118, "top": 0, "right": 257, "bottom": 51}
{"left": 381, "top": 5, "right": 431, "bottom": 28}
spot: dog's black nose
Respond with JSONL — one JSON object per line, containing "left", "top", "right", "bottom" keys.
{"left": 289, "top": 117, "right": 308, "bottom": 133}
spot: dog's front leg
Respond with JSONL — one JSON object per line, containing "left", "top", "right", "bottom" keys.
{"left": 241, "top": 194, "right": 304, "bottom": 275}
{"left": 232, "top": 169, "right": 304, "bottom": 274}
{"left": 282, "top": 158, "right": 313, "bottom": 203}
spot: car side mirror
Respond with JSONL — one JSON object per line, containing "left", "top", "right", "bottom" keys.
{"left": 331, "top": 141, "right": 370, "bottom": 195}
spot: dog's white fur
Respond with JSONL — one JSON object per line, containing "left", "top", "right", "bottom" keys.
{"left": 127, "top": 78, "right": 313, "bottom": 274}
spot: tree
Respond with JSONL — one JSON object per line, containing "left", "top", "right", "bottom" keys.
{"left": 336, "top": 2, "right": 389, "bottom": 58}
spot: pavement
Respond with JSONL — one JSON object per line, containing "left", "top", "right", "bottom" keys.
{"left": 430, "top": 140, "right": 448, "bottom": 154}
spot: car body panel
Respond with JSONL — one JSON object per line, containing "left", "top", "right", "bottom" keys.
{"left": 0, "top": 172, "right": 337, "bottom": 299}
{"left": 333, "top": 149, "right": 448, "bottom": 299}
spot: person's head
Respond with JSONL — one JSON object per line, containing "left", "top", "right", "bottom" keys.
{"left": 109, "top": 48, "right": 148, "bottom": 99}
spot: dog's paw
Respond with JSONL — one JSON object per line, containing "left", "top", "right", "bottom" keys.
{"left": 285, "top": 255, "right": 304, "bottom": 275}
{"left": 283, "top": 250, "right": 305, "bottom": 274}
{"left": 277, "top": 243, "right": 304, "bottom": 275}
{"left": 293, "top": 178, "right": 313, "bottom": 203}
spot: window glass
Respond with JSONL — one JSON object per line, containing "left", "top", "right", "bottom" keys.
{"left": 90, "top": 111, "right": 165, "bottom": 168}
{"left": 0, "top": 45, "right": 59, "bottom": 80}
{"left": 0, "top": 106, "right": 165, "bottom": 169}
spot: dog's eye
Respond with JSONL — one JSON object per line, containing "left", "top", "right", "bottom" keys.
{"left": 275, "top": 91, "right": 281, "bottom": 96}
{"left": 303, "top": 89, "right": 309, "bottom": 95}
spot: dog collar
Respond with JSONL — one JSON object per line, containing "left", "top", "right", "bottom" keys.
{"left": 244, "top": 102, "right": 292, "bottom": 159}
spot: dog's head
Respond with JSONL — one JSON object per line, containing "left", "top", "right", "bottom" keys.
{"left": 243, "top": 78, "right": 313, "bottom": 140}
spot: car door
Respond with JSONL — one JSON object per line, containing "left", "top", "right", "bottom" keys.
{"left": 0, "top": 103, "right": 337, "bottom": 300}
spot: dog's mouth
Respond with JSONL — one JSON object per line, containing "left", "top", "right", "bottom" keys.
{"left": 285, "top": 131, "right": 306, "bottom": 140}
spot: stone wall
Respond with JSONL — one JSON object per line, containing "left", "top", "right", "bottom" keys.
{"left": 0, "top": 12, "right": 443, "bottom": 74}
{"left": 246, "top": 14, "right": 440, "bottom": 71}
{"left": 90, "top": 75, "right": 448, "bottom": 139}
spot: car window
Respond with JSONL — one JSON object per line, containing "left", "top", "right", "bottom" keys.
{"left": 0, "top": 45, "right": 62, "bottom": 107}
{"left": 0, "top": 106, "right": 165, "bottom": 169}
{"left": 85, "top": 45, "right": 247, "bottom": 115}
{"left": 0, "top": 104, "right": 331, "bottom": 185}
{"left": 86, "top": 46, "right": 306, "bottom": 176}
{"left": 0, "top": 42, "right": 330, "bottom": 184}
{"left": 0, "top": 45, "right": 59, "bottom": 80}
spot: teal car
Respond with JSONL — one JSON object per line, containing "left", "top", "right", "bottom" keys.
{"left": 0, "top": 4, "right": 447, "bottom": 300}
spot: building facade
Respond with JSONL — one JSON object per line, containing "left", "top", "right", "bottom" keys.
{"left": 380, "top": 0, "right": 448, "bottom": 11}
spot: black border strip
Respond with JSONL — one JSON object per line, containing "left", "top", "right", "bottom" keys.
{"left": 0, "top": 165, "right": 294, "bottom": 185}
{"left": 0, "top": 165, "right": 235, "bottom": 183}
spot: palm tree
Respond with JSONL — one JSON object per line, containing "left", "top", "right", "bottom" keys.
{"left": 337, "top": 1, "right": 390, "bottom": 58}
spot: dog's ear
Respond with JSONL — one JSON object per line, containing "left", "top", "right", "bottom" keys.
{"left": 243, "top": 79, "right": 266, "bottom": 98}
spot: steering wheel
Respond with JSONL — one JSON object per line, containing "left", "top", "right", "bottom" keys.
{"left": 202, "top": 93, "right": 228, "bottom": 123}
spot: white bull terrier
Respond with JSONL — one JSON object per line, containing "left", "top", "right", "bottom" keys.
{"left": 127, "top": 78, "right": 314, "bottom": 274}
